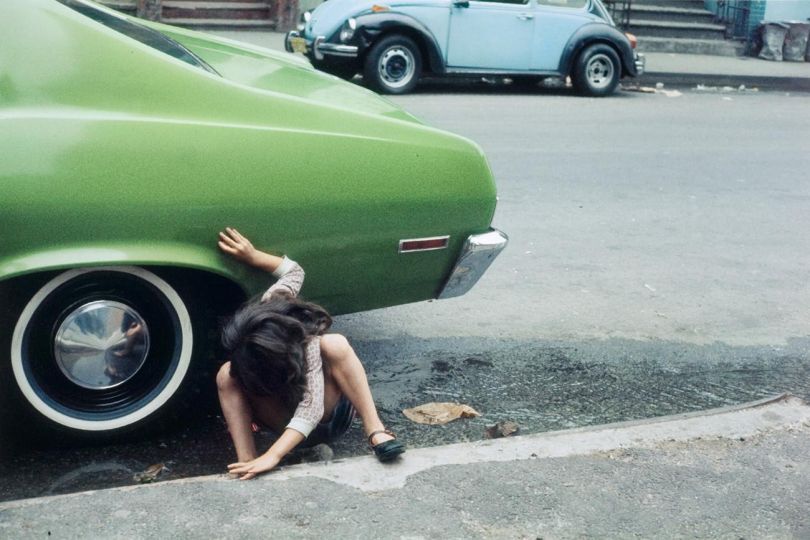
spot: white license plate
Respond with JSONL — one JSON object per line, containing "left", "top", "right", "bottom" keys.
{"left": 290, "top": 37, "right": 307, "bottom": 54}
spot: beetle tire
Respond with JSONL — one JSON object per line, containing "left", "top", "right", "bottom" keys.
{"left": 5, "top": 267, "right": 205, "bottom": 441}
{"left": 572, "top": 43, "right": 621, "bottom": 97}
{"left": 363, "top": 34, "right": 422, "bottom": 95}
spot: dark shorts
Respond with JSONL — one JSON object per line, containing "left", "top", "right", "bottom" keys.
{"left": 301, "top": 395, "right": 356, "bottom": 448}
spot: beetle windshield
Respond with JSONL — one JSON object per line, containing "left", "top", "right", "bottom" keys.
{"left": 58, "top": 0, "right": 220, "bottom": 75}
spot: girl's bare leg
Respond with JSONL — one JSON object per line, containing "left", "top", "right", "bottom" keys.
{"left": 321, "top": 334, "right": 394, "bottom": 445}
{"left": 216, "top": 362, "right": 258, "bottom": 462}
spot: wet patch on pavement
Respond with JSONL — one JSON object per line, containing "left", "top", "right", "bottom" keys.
{"left": 1, "top": 336, "right": 808, "bottom": 502}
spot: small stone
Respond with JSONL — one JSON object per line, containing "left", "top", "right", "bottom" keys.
{"left": 485, "top": 421, "right": 520, "bottom": 439}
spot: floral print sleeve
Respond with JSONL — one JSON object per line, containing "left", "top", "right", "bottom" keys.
{"left": 259, "top": 258, "right": 324, "bottom": 438}
{"left": 286, "top": 337, "right": 325, "bottom": 437}
{"left": 261, "top": 257, "right": 305, "bottom": 300}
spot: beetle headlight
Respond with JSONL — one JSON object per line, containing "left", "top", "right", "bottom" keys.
{"left": 297, "top": 11, "right": 311, "bottom": 32}
{"left": 339, "top": 18, "right": 356, "bottom": 43}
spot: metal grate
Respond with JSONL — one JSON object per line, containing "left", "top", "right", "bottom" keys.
{"left": 602, "top": 0, "right": 631, "bottom": 30}
{"left": 716, "top": 0, "right": 752, "bottom": 40}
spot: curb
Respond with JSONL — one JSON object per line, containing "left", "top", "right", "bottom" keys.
{"left": 636, "top": 71, "right": 810, "bottom": 92}
{"left": 2, "top": 394, "right": 807, "bottom": 509}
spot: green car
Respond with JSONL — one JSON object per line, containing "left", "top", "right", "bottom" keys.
{"left": 0, "top": 0, "right": 506, "bottom": 439}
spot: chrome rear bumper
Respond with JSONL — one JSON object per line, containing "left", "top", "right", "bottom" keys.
{"left": 439, "top": 228, "right": 508, "bottom": 299}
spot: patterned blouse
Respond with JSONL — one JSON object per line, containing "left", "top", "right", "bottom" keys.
{"left": 261, "top": 257, "right": 324, "bottom": 438}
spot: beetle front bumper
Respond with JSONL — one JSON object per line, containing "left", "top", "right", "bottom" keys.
{"left": 285, "top": 31, "right": 359, "bottom": 61}
{"left": 634, "top": 52, "right": 646, "bottom": 76}
{"left": 438, "top": 228, "right": 508, "bottom": 299}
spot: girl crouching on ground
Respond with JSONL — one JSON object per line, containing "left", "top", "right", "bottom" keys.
{"left": 215, "top": 228, "right": 404, "bottom": 479}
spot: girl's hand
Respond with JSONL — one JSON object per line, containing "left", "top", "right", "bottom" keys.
{"left": 227, "top": 453, "right": 282, "bottom": 480}
{"left": 218, "top": 227, "right": 260, "bottom": 267}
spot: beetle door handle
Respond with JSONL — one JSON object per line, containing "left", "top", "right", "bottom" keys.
{"left": 517, "top": 13, "right": 534, "bottom": 20}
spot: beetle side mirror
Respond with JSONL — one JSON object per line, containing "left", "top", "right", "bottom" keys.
{"left": 453, "top": 0, "right": 470, "bottom": 7}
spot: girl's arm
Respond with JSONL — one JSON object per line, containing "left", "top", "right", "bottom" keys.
{"left": 218, "top": 227, "right": 304, "bottom": 298}
{"left": 218, "top": 227, "right": 284, "bottom": 273}
{"left": 227, "top": 428, "right": 305, "bottom": 480}
{"left": 227, "top": 340, "right": 325, "bottom": 479}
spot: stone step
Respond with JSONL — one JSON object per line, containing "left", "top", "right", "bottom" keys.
{"left": 160, "top": 17, "right": 276, "bottom": 27}
{"left": 631, "top": 0, "right": 705, "bottom": 8}
{"left": 637, "top": 36, "right": 746, "bottom": 56}
{"left": 162, "top": 1, "right": 271, "bottom": 20}
{"left": 97, "top": 0, "right": 137, "bottom": 15}
{"left": 629, "top": 19, "right": 727, "bottom": 39}
{"left": 629, "top": 5, "right": 716, "bottom": 24}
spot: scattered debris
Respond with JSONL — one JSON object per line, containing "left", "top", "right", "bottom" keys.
{"left": 485, "top": 421, "right": 520, "bottom": 439}
{"left": 132, "top": 463, "right": 166, "bottom": 484}
{"left": 622, "top": 85, "right": 680, "bottom": 97}
{"left": 542, "top": 77, "right": 567, "bottom": 88}
{"left": 695, "top": 84, "right": 758, "bottom": 93}
{"left": 403, "top": 402, "right": 481, "bottom": 425}
{"left": 622, "top": 85, "right": 656, "bottom": 93}
{"left": 644, "top": 283, "right": 656, "bottom": 292}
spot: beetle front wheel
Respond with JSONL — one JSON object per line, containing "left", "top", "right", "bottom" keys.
{"left": 363, "top": 34, "right": 422, "bottom": 95}
{"left": 572, "top": 44, "right": 621, "bottom": 97}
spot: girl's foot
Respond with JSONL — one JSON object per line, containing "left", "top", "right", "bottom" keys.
{"left": 367, "top": 429, "right": 405, "bottom": 462}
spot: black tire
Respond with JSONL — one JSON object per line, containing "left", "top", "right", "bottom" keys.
{"left": 571, "top": 43, "right": 621, "bottom": 97}
{"left": 363, "top": 34, "right": 422, "bottom": 95}
{"left": 4, "top": 267, "right": 209, "bottom": 441}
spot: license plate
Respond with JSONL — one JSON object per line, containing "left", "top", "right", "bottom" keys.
{"left": 290, "top": 36, "right": 307, "bottom": 54}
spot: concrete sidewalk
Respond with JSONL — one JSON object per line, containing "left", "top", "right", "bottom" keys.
{"left": 2, "top": 395, "right": 809, "bottom": 538}
{"left": 638, "top": 51, "right": 810, "bottom": 92}
{"left": 210, "top": 30, "right": 810, "bottom": 92}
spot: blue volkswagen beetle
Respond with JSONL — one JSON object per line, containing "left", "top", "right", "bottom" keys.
{"left": 285, "top": 0, "right": 644, "bottom": 96}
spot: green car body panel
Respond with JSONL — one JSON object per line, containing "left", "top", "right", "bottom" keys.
{"left": 0, "top": 0, "right": 498, "bottom": 315}
{"left": 0, "top": 0, "right": 504, "bottom": 437}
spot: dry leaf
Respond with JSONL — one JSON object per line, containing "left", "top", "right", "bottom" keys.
{"left": 402, "top": 402, "right": 481, "bottom": 425}
{"left": 133, "top": 463, "right": 166, "bottom": 483}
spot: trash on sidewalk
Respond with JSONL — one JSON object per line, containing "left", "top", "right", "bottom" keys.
{"left": 485, "top": 421, "right": 520, "bottom": 439}
{"left": 403, "top": 402, "right": 481, "bottom": 425}
{"left": 132, "top": 463, "right": 166, "bottom": 484}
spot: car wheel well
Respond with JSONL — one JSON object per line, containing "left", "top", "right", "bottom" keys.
{"left": 570, "top": 39, "right": 625, "bottom": 76}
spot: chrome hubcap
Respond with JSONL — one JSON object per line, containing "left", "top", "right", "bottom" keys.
{"left": 586, "top": 54, "right": 614, "bottom": 89}
{"left": 379, "top": 46, "right": 415, "bottom": 89}
{"left": 54, "top": 301, "right": 150, "bottom": 390}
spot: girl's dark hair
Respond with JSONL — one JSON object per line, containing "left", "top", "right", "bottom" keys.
{"left": 221, "top": 292, "right": 332, "bottom": 408}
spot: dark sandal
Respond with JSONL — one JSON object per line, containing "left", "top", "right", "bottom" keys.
{"left": 368, "top": 429, "right": 405, "bottom": 462}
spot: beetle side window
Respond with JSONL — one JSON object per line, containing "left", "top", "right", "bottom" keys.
{"left": 537, "top": 0, "right": 589, "bottom": 7}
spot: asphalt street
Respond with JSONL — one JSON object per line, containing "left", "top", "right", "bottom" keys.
{"left": 2, "top": 88, "right": 809, "bottom": 506}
